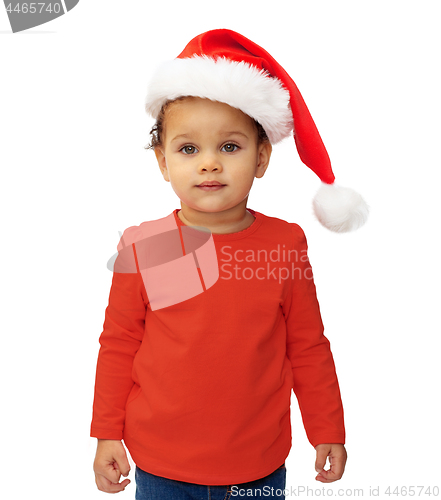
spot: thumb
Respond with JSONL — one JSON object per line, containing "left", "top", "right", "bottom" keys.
{"left": 114, "top": 446, "right": 131, "bottom": 477}
{"left": 315, "top": 444, "right": 331, "bottom": 473}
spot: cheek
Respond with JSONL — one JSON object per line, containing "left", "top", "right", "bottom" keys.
{"left": 167, "top": 167, "right": 188, "bottom": 189}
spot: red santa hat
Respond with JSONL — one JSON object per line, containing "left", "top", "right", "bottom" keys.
{"left": 145, "top": 29, "right": 369, "bottom": 232}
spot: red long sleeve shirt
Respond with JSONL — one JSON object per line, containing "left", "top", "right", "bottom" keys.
{"left": 90, "top": 208, "right": 345, "bottom": 485}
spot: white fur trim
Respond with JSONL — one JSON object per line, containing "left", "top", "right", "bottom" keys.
{"left": 145, "top": 56, "right": 293, "bottom": 144}
{"left": 313, "top": 183, "right": 369, "bottom": 233}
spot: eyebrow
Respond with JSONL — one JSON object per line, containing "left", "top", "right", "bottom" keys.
{"left": 170, "top": 134, "right": 191, "bottom": 143}
{"left": 170, "top": 131, "right": 250, "bottom": 143}
{"left": 223, "top": 131, "right": 249, "bottom": 139}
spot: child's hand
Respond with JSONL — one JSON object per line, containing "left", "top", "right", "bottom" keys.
{"left": 93, "top": 439, "right": 131, "bottom": 493}
{"left": 314, "top": 443, "right": 347, "bottom": 483}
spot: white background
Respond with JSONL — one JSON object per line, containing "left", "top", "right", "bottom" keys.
{"left": 1, "top": 1, "right": 440, "bottom": 498}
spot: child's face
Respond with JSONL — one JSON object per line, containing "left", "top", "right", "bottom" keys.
{"left": 154, "top": 97, "right": 271, "bottom": 217}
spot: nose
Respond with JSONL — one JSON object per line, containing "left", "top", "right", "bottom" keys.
{"left": 198, "top": 152, "right": 223, "bottom": 173}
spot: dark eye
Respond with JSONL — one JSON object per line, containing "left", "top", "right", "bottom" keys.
{"left": 222, "top": 143, "right": 239, "bottom": 153}
{"left": 181, "top": 145, "right": 198, "bottom": 155}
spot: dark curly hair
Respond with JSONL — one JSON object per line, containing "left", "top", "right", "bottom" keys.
{"left": 144, "top": 96, "right": 269, "bottom": 150}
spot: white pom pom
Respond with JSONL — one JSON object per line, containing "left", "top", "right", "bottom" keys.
{"left": 313, "top": 183, "right": 369, "bottom": 233}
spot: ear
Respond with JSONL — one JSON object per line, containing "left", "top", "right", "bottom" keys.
{"left": 154, "top": 147, "right": 170, "bottom": 182}
{"left": 255, "top": 141, "right": 272, "bottom": 179}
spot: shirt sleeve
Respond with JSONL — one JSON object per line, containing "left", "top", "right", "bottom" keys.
{"left": 283, "top": 223, "right": 345, "bottom": 448}
{"left": 90, "top": 231, "right": 147, "bottom": 440}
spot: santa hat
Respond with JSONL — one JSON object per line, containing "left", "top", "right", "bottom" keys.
{"left": 145, "top": 29, "right": 369, "bottom": 233}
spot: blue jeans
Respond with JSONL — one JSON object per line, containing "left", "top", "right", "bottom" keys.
{"left": 135, "top": 463, "right": 287, "bottom": 499}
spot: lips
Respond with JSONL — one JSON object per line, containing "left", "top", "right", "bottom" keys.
{"left": 196, "top": 181, "right": 226, "bottom": 192}
{"left": 197, "top": 181, "right": 225, "bottom": 187}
